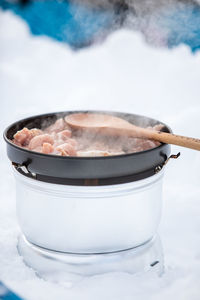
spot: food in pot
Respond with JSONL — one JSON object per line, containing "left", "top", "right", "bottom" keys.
{"left": 11, "top": 117, "right": 162, "bottom": 156}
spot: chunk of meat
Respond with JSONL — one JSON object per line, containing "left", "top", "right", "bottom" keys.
{"left": 146, "top": 124, "right": 164, "bottom": 132}
{"left": 13, "top": 128, "right": 30, "bottom": 145}
{"left": 77, "top": 150, "right": 111, "bottom": 157}
{"left": 29, "top": 134, "right": 54, "bottom": 150}
{"left": 130, "top": 139, "right": 158, "bottom": 153}
{"left": 56, "top": 143, "right": 77, "bottom": 156}
{"left": 30, "top": 128, "right": 42, "bottom": 138}
{"left": 153, "top": 124, "right": 164, "bottom": 131}
{"left": 55, "top": 149, "right": 69, "bottom": 156}
{"left": 13, "top": 139, "right": 22, "bottom": 147}
{"left": 45, "top": 118, "right": 67, "bottom": 133}
{"left": 13, "top": 127, "right": 42, "bottom": 146}
{"left": 32, "top": 146, "right": 42, "bottom": 153}
{"left": 54, "top": 136, "right": 77, "bottom": 149}
{"left": 57, "top": 130, "right": 72, "bottom": 140}
{"left": 42, "top": 143, "right": 54, "bottom": 154}
{"left": 64, "top": 138, "right": 77, "bottom": 148}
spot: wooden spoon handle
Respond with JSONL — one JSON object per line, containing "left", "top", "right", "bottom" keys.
{"left": 148, "top": 131, "right": 200, "bottom": 151}
{"left": 90, "top": 126, "right": 200, "bottom": 151}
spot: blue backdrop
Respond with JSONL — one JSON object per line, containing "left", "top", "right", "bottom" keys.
{"left": 0, "top": 1, "right": 200, "bottom": 50}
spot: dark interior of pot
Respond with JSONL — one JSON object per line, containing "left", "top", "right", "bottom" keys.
{"left": 4, "top": 111, "right": 171, "bottom": 185}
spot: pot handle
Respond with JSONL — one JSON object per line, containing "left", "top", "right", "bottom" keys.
{"left": 12, "top": 161, "right": 36, "bottom": 179}
{"left": 155, "top": 152, "right": 180, "bottom": 174}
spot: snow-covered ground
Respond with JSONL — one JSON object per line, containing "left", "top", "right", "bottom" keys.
{"left": 0, "top": 9, "right": 200, "bottom": 300}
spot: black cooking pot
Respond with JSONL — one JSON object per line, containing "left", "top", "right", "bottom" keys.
{"left": 3, "top": 110, "right": 171, "bottom": 185}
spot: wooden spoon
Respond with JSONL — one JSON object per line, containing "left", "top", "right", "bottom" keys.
{"left": 65, "top": 113, "right": 200, "bottom": 151}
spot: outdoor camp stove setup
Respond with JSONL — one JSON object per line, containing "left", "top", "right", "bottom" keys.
{"left": 4, "top": 111, "right": 178, "bottom": 279}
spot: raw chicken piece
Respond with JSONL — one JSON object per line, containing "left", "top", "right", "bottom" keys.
{"left": 56, "top": 143, "right": 77, "bottom": 156}
{"left": 55, "top": 149, "right": 69, "bottom": 156}
{"left": 129, "top": 139, "right": 158, "bottom": 153}
{"left": 13, "top": 128, "right": 42, "bottom": 146}
{"left": 45, "top": 118, "right": 68, "bottom": 133}
{"left": 42, "top": 143, "right": 54, "bottom": 154}
{"left": 153, "top": 124, "right": 164, "bottom": 131}
{"left": 14, "top": 128, "right": 30, "bottom": 145}
{"left": 77, "top": 150, "right": 115, "bottom": 157}
{"left": 13, "top": 139, "right": 22, "bottom": 147}
{"left": 57, "top": 130, "right": 72, "bottom": 140}
{"left": 32, "top": 146, "right": 42, "bottom": 153}
{"left": 29, "top": 134, "right": 54, "bottom": 150}
{"left": 54, "top": 135, "right": 77, "bottom": 149}
{"left": 146, "top": 124, "right": 164, "bottom": 132}
{"left": 64, "top": 138, "right": 77, "bottom": 148}
{"left": 30, "top": 128, "right": 42, "bottom": 137}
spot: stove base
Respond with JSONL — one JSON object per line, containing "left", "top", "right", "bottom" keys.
{"left": 17, "top": 235, "right": 164, "bottom": 284}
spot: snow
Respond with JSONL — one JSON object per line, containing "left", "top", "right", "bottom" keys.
{"left": 0, "top": 9, "right": 200, "bottom": 300}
